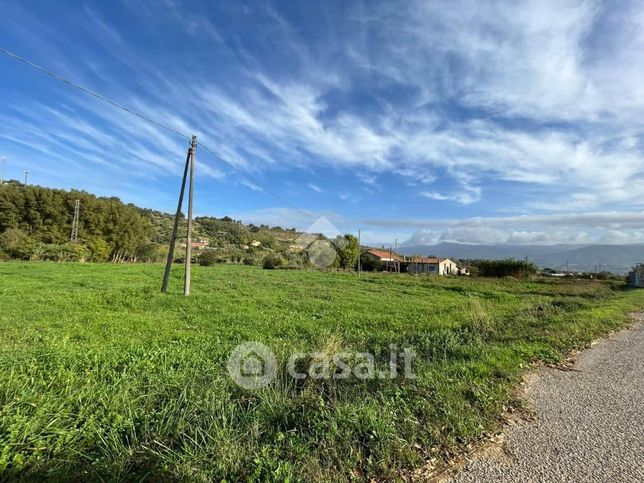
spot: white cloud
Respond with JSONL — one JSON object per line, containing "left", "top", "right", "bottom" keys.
{"left": 3, "top": 0, "right": 644, "bottom": 229}
{"left": 387, "top": 210, "right": 644, "bottom": 245}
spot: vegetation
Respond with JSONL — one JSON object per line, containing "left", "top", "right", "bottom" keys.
{"left": 262, "top": 253, "right": 286, "bottom": 269}
{"left": 0, "top": 182, "right": 154, "bottom": 262}
{"left": 0, "top": 182, "right": 302, "bottom": 266}
{"left": 1, "top": 263, "right": 643, "bottom": 481}
{"left": 472, "top": 258, "right": 539, "bottom": 278}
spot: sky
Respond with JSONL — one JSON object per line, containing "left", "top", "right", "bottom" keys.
{"left": 1, "top": 0, "right": 644, "bottom": 247}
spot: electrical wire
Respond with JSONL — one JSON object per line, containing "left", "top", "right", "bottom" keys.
{"left": 0, "top": 47, "right": 191, "bottom": 141}
{"left": 196, "top": 141, "right": 315, "bottom": 220}
{"left": 0, "top": 47, "right": 316, "bottom": 220}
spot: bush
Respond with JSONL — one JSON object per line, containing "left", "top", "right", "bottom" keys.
{"left": 38, "top": 243, "right": 89, "bottom": 262}
{"left": 0, "top": 228, "right": 36, "bottom": 259}
{"left": 198, "top": 250, "right": 218, "bottom": 266}
{"left": 475, "top": 259, "right": 538, "bottom": 278}
{"left": 360, "top": 253, "right": 385, "bottom": 272}
{"left": 262, "top": 253, "right": 286, "bottom": 270}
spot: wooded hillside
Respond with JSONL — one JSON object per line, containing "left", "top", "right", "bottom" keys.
{"left": 0, "top": 181, "right": 299, "bottom": 263}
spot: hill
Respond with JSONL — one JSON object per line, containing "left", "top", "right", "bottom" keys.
{"left": 3, "top": 181, "right": 642, "bottom": 272}
{"left": 0, "top": 181, "right": 300, "bottom": 263}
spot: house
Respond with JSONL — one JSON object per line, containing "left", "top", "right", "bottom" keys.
{"left": 362, "top": 248, "right": 404, "bottom": 272}
{"left": 407, "top": 257, "right": 459, "bottom": 276}
{"left": 628, "top": 263, "right": 644, "bottom": 288}
{"left": 179, "top": 238, "right": 209, "bottom": 250}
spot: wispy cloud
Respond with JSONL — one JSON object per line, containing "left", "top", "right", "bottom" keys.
{"left": 2, "top": 0, "right": 644, "bottom": 243}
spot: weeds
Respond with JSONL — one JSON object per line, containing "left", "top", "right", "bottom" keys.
{"left": 0, "top": 263, "right": 643, "bottom": 481}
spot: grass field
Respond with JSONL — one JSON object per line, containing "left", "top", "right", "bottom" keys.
{"left": 1, "top": 262, "right": 643, "bottom": 481}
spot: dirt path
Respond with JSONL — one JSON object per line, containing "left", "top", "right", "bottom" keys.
{"left": 447, "top": 315, "right": 644, "bottom": 483}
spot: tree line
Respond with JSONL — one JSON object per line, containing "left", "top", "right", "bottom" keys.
{"left": 0, "top": 182, "right": 157, "bottom": 262}
{"left": 0, "top": 182, "right": 360, "bottom": 268}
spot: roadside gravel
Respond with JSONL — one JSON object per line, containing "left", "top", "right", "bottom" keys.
{"left": 448, "top": 315, "right": 644, "bottom": 483}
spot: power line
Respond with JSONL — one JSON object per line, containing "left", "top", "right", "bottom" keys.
{"left": 0, "top": 47, "right": 190, "bottom": 141}
{"left": 196, "top": 142, "right": 314, "bottom": 220}
{"left": 0, "top": 47, "right": 316, "bottom": 220}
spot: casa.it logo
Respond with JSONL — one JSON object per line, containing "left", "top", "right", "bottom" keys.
{"left": 226, "top": 342, "right": 278, "bottom": 390}
{"left": 226, "top": 342, "right": 417, "bottom": 390}
{"left": 295, "top": 216, "right": 347, "bottom": 269}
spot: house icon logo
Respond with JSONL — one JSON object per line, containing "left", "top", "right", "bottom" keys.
{"left": 294, "top": 216, "right": 347, "bottom": 269}
{"left": 227, "top": 342, "right": 278, "bottom": 389}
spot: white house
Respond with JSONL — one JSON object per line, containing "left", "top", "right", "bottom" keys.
{"left": 407, "top": 257, "right": 460, "bottom": 276}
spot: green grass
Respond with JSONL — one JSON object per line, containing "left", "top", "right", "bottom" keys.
{"left": 1, "top": 263, "right": 643, "bottom": 481}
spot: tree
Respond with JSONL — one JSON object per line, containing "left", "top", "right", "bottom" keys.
{"left": 337, "top": 234, "right": 359, "bottom": 270}
{"left": 86, "top": 237, "right": 111, "bottom": 262}
{"left": 0, "top": 228, "right": 35, "bottom": 259}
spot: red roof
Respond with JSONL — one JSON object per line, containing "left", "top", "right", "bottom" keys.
{"left": 365, "top": 249, "right": 404, "bottom": 261}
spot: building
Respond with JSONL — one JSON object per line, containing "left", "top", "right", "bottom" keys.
{"left": 362, "top": 248, "right": 404, "bottom": 272}
{"left": 628, "top": 263, "right": 644, "bottom": 287}
{"left": 457, "top": 266, "right": 470, "bottom": 276}
{"left": 179, "top": 238, "right": 209, "bottom": 250}
{"left": 407, "top": 257, "right": 460, "bottom": 276}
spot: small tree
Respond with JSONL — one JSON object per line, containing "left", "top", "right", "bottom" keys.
{"left": 337, "top": 234, "right": 359, "bottom": 270}
{"left": 86, "top": 237, "right": 111, "bottom": 262}
{"left": 0, "top": 228, "right": 35, "bottom": 259}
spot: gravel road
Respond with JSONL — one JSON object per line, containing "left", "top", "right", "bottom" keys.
{"left": 448, "top": 315, "right": 644, "bottom": 483}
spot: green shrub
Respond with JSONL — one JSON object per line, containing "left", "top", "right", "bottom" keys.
{"left": 262, "top": 253, "right": 286, "bottom": 269}
{"left": 0, "top": 228, "right": 36, "bottom": 259}
{"left": 475, "top": 259, "right": 538, "bottom": 278}
{"left": 198, "top": 250, "right": 218, "bottom": 266}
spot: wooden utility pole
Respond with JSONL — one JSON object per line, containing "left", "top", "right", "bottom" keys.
{"left": 161, "top": 135, "right": 197, "bottom": 295}
{"left": 184, "top": 136, "right": 196, "bottom": 296}
{"left": 357, "top": 229, "right": 361, "bottom": 277}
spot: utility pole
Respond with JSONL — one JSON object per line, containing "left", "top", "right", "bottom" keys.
{"left": 161, "top": 135, "right": 197, "bottom": 295}
{"left": 394, "top": 239, "right": 400, "bottom": 273}
{"left": 0, "top": 156, "right": 6, "bottom": 184}
{"left": 184, "top": 135, "right": 196, "bottom": 296}
{"left": 70, "top": 199, "right": 80, "bottom": 242}
{"left": 357, "top": 229, "right": 361, "bottom": 277}
{"left": 24, "top": 169, "right": 29, "bottom": 185}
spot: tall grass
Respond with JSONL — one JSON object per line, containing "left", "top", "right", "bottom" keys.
{"left": 0, "top": 263, "right": 643, "bottom": 481}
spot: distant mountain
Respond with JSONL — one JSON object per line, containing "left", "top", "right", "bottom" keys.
{"left": 398, "top": 242, "right": 644, "bottom": 274}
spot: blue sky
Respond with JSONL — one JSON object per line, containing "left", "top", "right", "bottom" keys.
{"left": 2, "top": 0, "right": 644, "bottom": 246}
